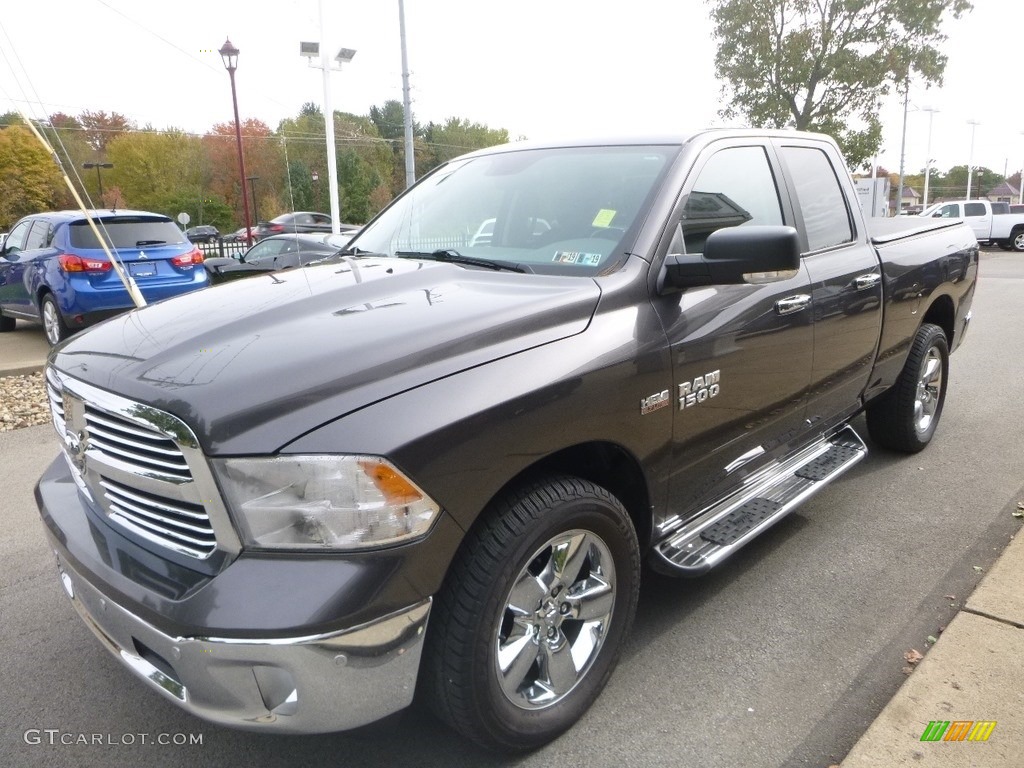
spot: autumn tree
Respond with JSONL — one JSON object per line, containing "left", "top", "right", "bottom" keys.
{"left": 710, "top": 0, "right": 971, "bottom": 168}
{"left": 0, "top": 125, "right": 66, "bottom": 228}
{"left": 78, "top": 110, "right": 134, "bottom": 153}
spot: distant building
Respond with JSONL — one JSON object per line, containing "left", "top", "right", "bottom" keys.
{"left": 892, "top": 186, "right": 920, "bottom": 215}
{"left": 988, "top": 181, "right": 1020, "bottom": 204}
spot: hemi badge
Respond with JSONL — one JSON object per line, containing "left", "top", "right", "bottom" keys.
{"left": 640, "top": 389, "right": 670, "bottom": 415}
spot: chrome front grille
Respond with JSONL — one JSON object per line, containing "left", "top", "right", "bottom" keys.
{"left": 45, "top": 367, "right": 66, "bottom": 434}
{"left": 84, "top": 406, "right": 192, "bottom": 480}
{"left": 99, "top": 477, "right": 216, "bottom": 558}
{"left": 44, "top": 366, "right": 238, "bottom": 562}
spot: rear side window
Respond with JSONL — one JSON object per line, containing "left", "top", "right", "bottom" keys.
{"left": 963, "top": 203, "right": 986, "bottom": 217}
{"left": 680, "top": 145, "right": 784, "bottom": 254}
{"left": 782, "top": 146, "right": 854, "bottom": 251}
{"left": 24, "top": 221, "right": 52, "bottom": 250}
{"left": 69, "top": 218, "right": 186, "bottom": 248}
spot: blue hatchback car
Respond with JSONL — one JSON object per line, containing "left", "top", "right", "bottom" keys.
{"left": 0, "top": 210, "right": 209, "bottom": 345}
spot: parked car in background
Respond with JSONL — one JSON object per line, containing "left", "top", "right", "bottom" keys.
{"left": 223, "top": 226, "right": 257, "bottom": 243}
{"left": 256, "top": 212, "right": 358, "bottom": 239}
{"left": 185, "top": 225, "right": 220, "bottom": 243}
{"left": 0, "top": 209, "right": 209, "bottom": 345}
{"left": 203, "top": 232, "right": 355, "bottom": 284}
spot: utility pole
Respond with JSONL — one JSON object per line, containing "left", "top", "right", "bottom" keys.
{"left": 398, "top": 0, "right": 416, "bottom": 189}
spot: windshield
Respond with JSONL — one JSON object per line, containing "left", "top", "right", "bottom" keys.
{"left": 69, "top": 217, "right": 187, "bottom": 248}
{"left": 352, "top": 144, "right": 679, "bottom": 276}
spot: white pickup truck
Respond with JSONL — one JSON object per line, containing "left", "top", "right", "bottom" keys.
{"left": 920, "top": 199, "right": 1024, "bottom": 251}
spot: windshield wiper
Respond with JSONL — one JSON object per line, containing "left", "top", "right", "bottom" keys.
{"left": 338, "top": 246, "right": 387, "bottom": 257}
{"left": 394, "top": 249, "right": 531, "bottom": 273}
{"left": 136, "top": 240, "right": 167, "bottom": 246}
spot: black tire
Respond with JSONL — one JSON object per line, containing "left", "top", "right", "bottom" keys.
{"left": 422, "top": 475, "right": 640, "bottom": 752}
{"left": 1012, "top": 230, "right": 1024, "bottom": 253}
{"left": 0, "top": 312, "right": 14, "bottom": 332}
{"left": 997, "top": 241, "right": 1012, "bottom": 252}
{"left": 866, "top": 323, "right": 949, "bottom": 453}
{"left": 41, "top": 294, "right": 70, "bottom": 346}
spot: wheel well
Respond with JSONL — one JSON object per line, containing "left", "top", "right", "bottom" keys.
{"left": 493, "top": 442, "right": 653, "bottom": 551}
{"left": 922, "top": 294, "right": 955, "bottom": 348}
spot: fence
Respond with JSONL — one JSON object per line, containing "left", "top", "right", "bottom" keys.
{"left": 195, "top": 240, "right": 248, "bottom": 259}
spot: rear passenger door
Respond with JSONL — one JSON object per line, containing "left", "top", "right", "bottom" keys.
{"left": 774, "top": 138, "right": 883, "bottom": 428}
{"left": 961, "top": 201, "right": 991, "bottom": 241}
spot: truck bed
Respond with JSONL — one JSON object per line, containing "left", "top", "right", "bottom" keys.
{"left": 868, "top": 217, "right": 966, "bottom": 245}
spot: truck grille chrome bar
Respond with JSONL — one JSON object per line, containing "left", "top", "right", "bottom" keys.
{"left": 44, "top": 367, "right": 239, "bottom": 562}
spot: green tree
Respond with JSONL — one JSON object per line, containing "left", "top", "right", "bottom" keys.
{"left": 0, "top": 125, "right": 66, "bottom": 228}
{"left": 929, "top": 164, "right": 998, "bottom": 200}
{"left": 710, "top": 0, "right": 971, "bottom": 168}
{"left": 422, "top": 117, "right": 509, "bottom": 169}
{"left": 105, "top": 128, "right": 204, "bottom": 212}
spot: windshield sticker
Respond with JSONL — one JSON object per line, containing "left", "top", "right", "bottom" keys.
{"left": 553, "top": 251, "right": 602, "bottom": 266}
{"left": 591, "top": 209, "right": 617, "bottom": 228}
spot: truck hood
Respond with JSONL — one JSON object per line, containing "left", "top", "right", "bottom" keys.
{"left": 50, "top": 258, "right": 601, "bottom": 454}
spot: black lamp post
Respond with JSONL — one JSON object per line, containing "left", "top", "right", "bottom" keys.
{"left": 83, "top": 162, "right": 113, "bottom": 206}
{"left": 219, "top": 38, "right": 254, "bottom": 247}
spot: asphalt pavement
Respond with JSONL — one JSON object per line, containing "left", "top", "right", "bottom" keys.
{"left": 0, "top": 249, "right": 1019, "bottom": 765}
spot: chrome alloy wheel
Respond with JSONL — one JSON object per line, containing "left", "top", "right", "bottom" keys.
{"left": 42, "top": 300, "right": 62, "bottom": 345}
{"left": 495, "top": 529, "right": 615, "bottom": 710}
{"left": 914, "top": 347, "right": 944, "bottom": 435}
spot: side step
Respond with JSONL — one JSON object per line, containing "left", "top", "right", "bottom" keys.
{"left": 652, "top": 426, "right": 867, "bottom": 576}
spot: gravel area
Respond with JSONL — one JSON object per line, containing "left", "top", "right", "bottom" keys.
{"left": 0, "top": 372, "right": 51, "bottom": 432}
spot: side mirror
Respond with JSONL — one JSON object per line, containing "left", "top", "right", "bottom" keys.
{"left": 664, "top": 225, "right": 801, "bottom": 288}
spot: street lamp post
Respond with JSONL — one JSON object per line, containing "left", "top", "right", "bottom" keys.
{"left": 301, "top": 0, "right": 356, "bottom": 236}
{"left": 965, "top": 120, "right": 980, "bottom": 201}
{"left": 219, "top": 38, "right": 254, "bottom": 247}
{"left": 920, "top": 107, "right": 938, "bottom": 209}
{"left": 83, "top": 162, "right": 113, "bottom": 206}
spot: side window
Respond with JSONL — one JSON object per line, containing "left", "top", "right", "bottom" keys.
{"left": 3, "top": 220, "right": 32, "bottom": 254}
{"left": 963, "top": 203, "right": 986, "bottom": 217}
{"left": 24, "top": 221, "right": 50, "bottom": 250}
{"left": 681, "top": 146, "right": 783, "bottom": 254}
{"left": 781, "top": 146, "right": 853, "bottom": 251}
{"left": 939, "top": 204, "right": 958, "bottom": 218}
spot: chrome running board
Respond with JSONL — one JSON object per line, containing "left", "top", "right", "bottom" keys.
{"left": 652, "top": 426, "right": 867, "bottom": 576}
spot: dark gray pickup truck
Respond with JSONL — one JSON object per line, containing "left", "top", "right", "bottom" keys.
{"left": 36, "top": 130, "right": 977, "bottom": 751}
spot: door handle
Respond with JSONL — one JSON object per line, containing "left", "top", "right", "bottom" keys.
{"left": 775, "top": 294, "right": 811, "bottom": 315}
{"left": 854, "top": 273, "right": 881, "bottom": 290}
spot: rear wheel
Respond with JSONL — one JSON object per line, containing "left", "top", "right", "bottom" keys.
{"left": 422, "top": 476, "right": 640, "bottom": 752}
{"left": 41, "top": 294, "right": 70, "bottom": 346}
{"left": 866, "top": 323, "right": 949, "bottom": 453}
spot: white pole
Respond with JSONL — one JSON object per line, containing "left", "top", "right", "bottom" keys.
{"left": 320, "top": 0, "right": 341, "bottom": 234}
{"left": 966, "top": 120, "right": 979, "bottom": 201}
{"left": 922, "top": 107, "right": 937, "bottom": 208}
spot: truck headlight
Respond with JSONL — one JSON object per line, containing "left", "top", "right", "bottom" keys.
{"left": 212, "top": 455, "right": 441, "bottom": 550}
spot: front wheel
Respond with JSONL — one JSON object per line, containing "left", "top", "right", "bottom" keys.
{"left": 866, "top": 323, "right": 949, "bottom": 453}
{"left": 422, "top": 476, "right": 640, "bottom": 752}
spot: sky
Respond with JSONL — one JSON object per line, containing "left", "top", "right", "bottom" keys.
{"left": 1, "top": 0, "right": 1021, "bottom": 187}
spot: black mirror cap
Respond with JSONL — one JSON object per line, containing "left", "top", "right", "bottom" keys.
{"left": 665, "top": 225, "right": 801, "bottom": 288}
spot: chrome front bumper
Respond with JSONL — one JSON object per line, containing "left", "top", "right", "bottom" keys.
{"left": 53, "top": 551, "right": 430, "bottom": 733}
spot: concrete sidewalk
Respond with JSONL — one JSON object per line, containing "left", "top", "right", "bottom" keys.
{"left": 0, "top": 323, "right": 48, "bottom": 376}
{"left": 842, "top": 519, "right": 1024, "bottom": 766}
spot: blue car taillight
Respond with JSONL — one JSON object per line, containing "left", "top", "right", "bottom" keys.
{"left": 58, "top": 253, "right": 112, "bottom": 273}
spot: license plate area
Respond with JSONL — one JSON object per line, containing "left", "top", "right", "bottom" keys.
{"left": 129, "top": 262, "right": 157, "bottom": 278}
